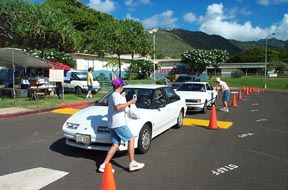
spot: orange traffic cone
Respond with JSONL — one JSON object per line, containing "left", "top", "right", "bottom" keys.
{"left": 231, "top": 93, "right": 237, "bottom": 107}
{"left": 245, "top": 87, "right": 250, "bottom": 96}
{"left": 249, "top": 87, "right": 253, "bottom": 94}
{"left": 208, "top": 105, "right": 218, "bottom": 129}
{"left": 243, "top": 85, "right": 246, "bottom": 91}
{"left": 102, "top": 163, "right": 116, "bottom": 190}
{"left": 238, "top": 89, "right": 242, "bottom": 100}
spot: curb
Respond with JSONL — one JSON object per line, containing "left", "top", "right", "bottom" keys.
{"left": 0, "top": 101, "right": 95, "bottom": 119}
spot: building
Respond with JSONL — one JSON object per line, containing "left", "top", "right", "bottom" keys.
{"left": 70, "top": 53, "right": 267, "bottom": 79}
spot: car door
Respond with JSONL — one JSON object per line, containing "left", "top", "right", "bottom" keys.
{"left": 150, "top": 88, "right": 173, "bottom": 137}
{"left": 163, "top": 87, "right": 182, "bottom": 124}
{"left": 205, "top": 83, "right": 216, "bottom": 105}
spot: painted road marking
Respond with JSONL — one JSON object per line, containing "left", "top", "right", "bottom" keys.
{"left": 0, "top": 167, "right": 68, "bottom": 190}
{"left": 52, "top": 108, "right": 80, "bottom": 115}
{"left": 250, "top": 109, "right": 259, "bottom": 112}
{"left": 255, "top": 118, "right": 267, "bottom": 122}
{"left": 252, "top": 103, "right": 259, "bottom": 106}
{"left": 183, "top": 118, "right": 233, "bottom": 129}
{"left": 238, "top": 132, "right": 254, "bottom": 138}
{"left": 211, "top": 164, "right": 239, "bottom": 176}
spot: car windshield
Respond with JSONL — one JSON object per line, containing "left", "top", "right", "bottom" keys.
{"left": 96, "top": 88, "right": 154, "bottom": 109}
{"left": 74, "top": 72, "right": 87, "bottom": 80}
{"left": 177, "top": 83, "right": 205, "bottom": 92}
{"left": 175, "top": 76, "right": 192, "bottom": 82}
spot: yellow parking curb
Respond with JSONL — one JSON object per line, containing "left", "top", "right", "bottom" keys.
{"left": 183, "top": 118, "right": 233, "bottom": 129}
{"left": 52, "top": 108, "right": 80, "bottom": 115}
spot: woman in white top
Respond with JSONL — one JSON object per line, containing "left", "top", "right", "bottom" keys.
{"left": 215, "top": 77, "right": 230, "bottom": 112}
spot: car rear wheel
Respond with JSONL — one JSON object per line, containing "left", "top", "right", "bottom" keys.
{"left": 174, "top": 110, "right": 184, "bottom": 129}
{"left": 75, "top": 86, "right": 82, "bottom": 95}
{"left": 137, "top": 124, "right": 152, "bottom": 154}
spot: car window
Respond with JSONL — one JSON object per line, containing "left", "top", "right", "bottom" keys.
{"left": 178, "top": 83, "right": 203, "bottom": 92}
{"left": 164, "top": 87, "right": 180, "bottom": 103}
{"left": 206, "top": 83, "right": 213, "bottom": 90}
{"left": 176, "top": 76, "right": 191, "bottom": 82}
{"left": 154, "top": 89, "right": 166, "bottom": 105}
{"left": 177, "top": 84, "right": 189, "bottom": 91}
{"left": 96, "top": 90, "right": 112, "bottom": 106}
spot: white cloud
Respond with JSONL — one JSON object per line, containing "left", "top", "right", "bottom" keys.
{"left": 125, "top": 0, "right": 150, "bottom": 7}
{"left": 257, "top": 0, "right": 288, "bottom": 5}
{"left": 271, "top": 14, "right": 288, "bottom": 40}
{"left": 139, "top": 0, "right": 151, "bottom": 5}
{"left": 142, "top": 10, "right": 178, "bottom": 29}
{"left": 125, "top": 0, "right": 135, "bottom": 6}
{"left": 125, "top": 13, "right": 140, "bottom": 21}
{"left": 183, "top": 12, "right": 197, "bottom": 23}
{"left": 88, "top": 0, "right": 116, "bottom": 13}
{"left": 198, "top": 3, "right": 287, "bottom": 41}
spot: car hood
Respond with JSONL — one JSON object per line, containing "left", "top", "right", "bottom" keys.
{"left": 65, "top": 105, "right": 152, "bottom": 127}
{"left": 65, "top": 106, "right": 108, "bottom": 126}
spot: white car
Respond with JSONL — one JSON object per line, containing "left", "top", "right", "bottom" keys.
{"left": 62, "top": 84, "right": 187, "bottom": 154}
{"left": 175, "top": 82, "right": 217, "bottom": 113}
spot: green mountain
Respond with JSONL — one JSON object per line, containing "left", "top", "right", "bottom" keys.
{"left": 149, "top": 29, "right": 287, "bottom": 59}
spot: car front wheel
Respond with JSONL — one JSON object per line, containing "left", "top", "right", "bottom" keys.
{"left": 137, "top": 124, "right": 152, "bottom": 154}
{"left": 202, "top": 101, "right": 207, "bottom": 113}
{"left": 174, "top": 110, "right": 184, "bottom": 129}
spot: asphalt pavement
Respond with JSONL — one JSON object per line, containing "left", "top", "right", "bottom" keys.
{"left": 0, "top": 89, "right": 287, "bottom": 190}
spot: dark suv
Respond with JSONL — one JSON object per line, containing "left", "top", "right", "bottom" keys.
{"left": 171, "top": 74, "right": 200, "bottom": 89}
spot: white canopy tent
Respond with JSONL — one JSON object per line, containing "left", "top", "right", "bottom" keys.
{"left": 0, "top": 48, "right": 56, "bottom": 100}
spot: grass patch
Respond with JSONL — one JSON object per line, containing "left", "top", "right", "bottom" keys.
{"left": 204, "top": 76, "right": 288, "bottom": 90}
{"left": 0, "top": 92, "right": 106, "bottom": 110}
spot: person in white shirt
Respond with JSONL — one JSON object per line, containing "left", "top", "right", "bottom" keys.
{"left": 215, "top": 77, "right": 230, "bottom": 112}
{"left": 98, "top": 78, "right": 145, "bottom": 173}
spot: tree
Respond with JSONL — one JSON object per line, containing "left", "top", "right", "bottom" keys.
{"left": 0, "top": 0, "right": 78, "bottom": 53}
{"left": 44, "top": 0, "right": 115, "bottom": 54}
{"left": 129, "top": 59, "right": 154, "bottom": 79}
{"left": 210, "top": 49, "right": 230, "bottom": 76}
{"left": 98, "top": 19, "right": 151, "bottom": 78}
{"left": 29, "top": 49, "right": 76, "bottom": 68}
{"left": 181, "top": 49, "right": 211, "bottom": 75}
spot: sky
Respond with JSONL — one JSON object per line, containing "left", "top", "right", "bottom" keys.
{"left": 34, "top": 0, "right": 288, "bottom": 41}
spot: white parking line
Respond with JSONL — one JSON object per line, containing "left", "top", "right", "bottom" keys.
{"left": 0, "top": 167, "right": 68, "bottom": 190}
{"left": 250, "top": 109, "right": 259, "bottom": 112}
{"left": 255, "top": 118, "right": 267, "bottom": 122}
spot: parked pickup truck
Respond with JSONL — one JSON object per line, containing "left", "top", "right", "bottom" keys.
{"left": 63, "top": 70, "right": 101, "bottom": 95}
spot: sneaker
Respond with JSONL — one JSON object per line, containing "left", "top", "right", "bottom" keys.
{"left": 129, "top": 160, "right": 145, "bottom": 172}
{"left": 220, "top": 107, "right": 229, "bottom": 112}
{"left": 219, "top": 107, "right": 226, "bottom": 111}
{"left": 98, "top": 163, "right": 115, "bottom": 173}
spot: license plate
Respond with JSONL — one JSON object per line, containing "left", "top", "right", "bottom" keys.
{"left": 75, "top": 134, "right": 91, "bottom": 145}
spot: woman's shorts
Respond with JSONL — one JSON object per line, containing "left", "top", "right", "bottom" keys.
{"left": 110, "top": 125, "right": 133, "bottom": 144}
{"left": 88, "top": 85, "right": 94, "bottom": 91}
{"left": 222, "top": 90, "right": 230, "bottom": 102}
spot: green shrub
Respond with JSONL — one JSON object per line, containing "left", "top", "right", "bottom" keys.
{"left": 231, "top": 69, "right": 243, "bottom": 78}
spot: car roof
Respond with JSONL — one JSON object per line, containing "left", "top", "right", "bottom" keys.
{"left": 181, "top": 82, "right": 209, "bottom": 84}
{"left": 125, "top": 84, "right": 166, "bottom": 89}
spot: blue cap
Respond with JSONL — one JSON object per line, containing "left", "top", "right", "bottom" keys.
{"left": 111, "top": 78, "right": 126, "bottom": 87}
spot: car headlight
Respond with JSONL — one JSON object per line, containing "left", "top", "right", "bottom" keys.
{"left": 66, "top": 122, "right": 80, "bottom": 129}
